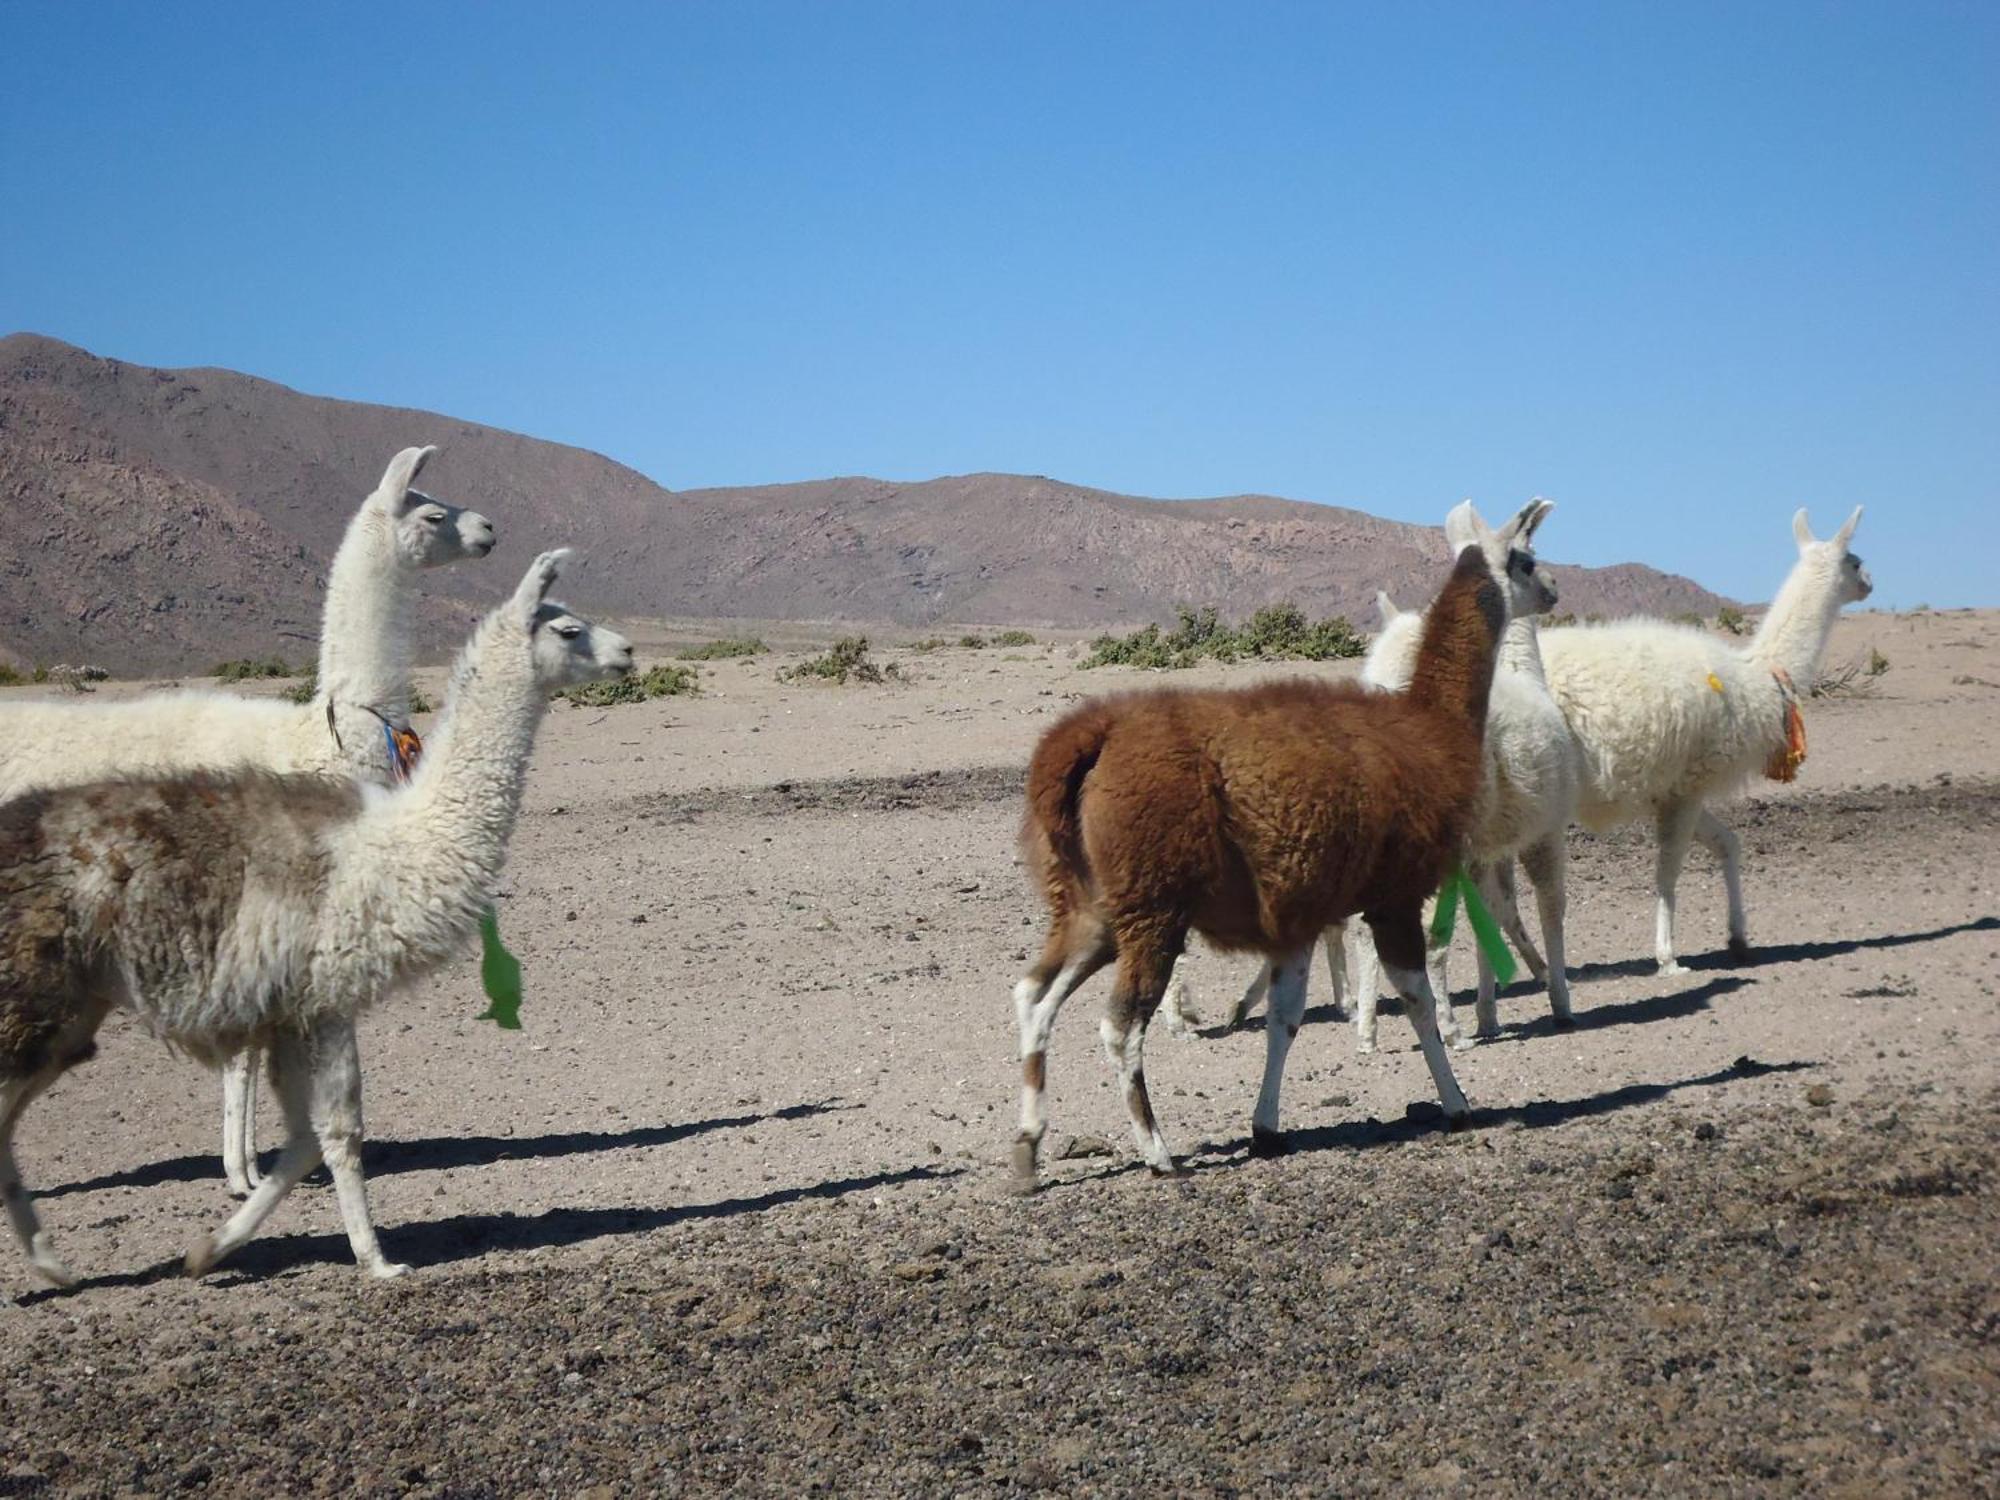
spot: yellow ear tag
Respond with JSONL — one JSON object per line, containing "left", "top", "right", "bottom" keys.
{"left": 1706, "top": 672, "right": 1725, "bottom": 694}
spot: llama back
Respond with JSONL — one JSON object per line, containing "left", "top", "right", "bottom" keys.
{"left": 0, "top": 772, "right": 360, "bottom": 1064}
{"left": 0, "top": 693, "right": 336, "bottom": 804}
{"left": 1540, "top": 621, "right": 1790, "bottom": 829}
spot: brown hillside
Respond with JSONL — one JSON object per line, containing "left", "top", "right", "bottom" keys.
{"left": 0, "top": 334, "right": 1729, "bottom": 673}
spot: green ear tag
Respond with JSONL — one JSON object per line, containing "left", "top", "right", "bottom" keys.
{"left": 1428, "top": 869, "right": 1464, "bottom": 947}
{"left": 1428, "top": 866, "right": 1519, "bottom": 987}
{"left": 475, "top": 905, "right": 524, "bottom": 1030}
{"left": 1458, "top": 875, "right": 1519, "bottom": 988}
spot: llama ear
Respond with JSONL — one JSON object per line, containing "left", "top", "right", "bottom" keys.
{"left": 1443, "top": 499, "right": 1488, "bottom": 553}
{"left": 1497, "top": 499, "right": 1544, "bottom": 547}
{"left": 1792, "top": 508, "right": 1816, "bottom": 551}
{"left": 1833, "top": 506, "right": 1862, "bottom": 549}
{"left": 511, "top": 548, "right": 573, "bottom": 622}
{"left": 1375, "top": 590, "right": 1399, "bottom": 624}
{"left": 1519, "top": 497, "right": 1555, "bottom": 544}
{"left": 374, "top": 445, "right": 438, "bottom": 513}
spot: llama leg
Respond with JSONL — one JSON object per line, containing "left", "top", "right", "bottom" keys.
{"left": 1492, "top": 859, "right": 1548, "bottom": 981}
{"left": 1425, "top": 917, "right": 1468, "bottom": 1051}
{"left": 1011, "top": 945, "right": 1112, "bottom": 1192}
{"left": 1352, "top": 925, "right": 1383, "bottom": 1054}
{"left": 307, "top": 1019, "right": 407, "bottom": 1278}
{"left": 1491, "top": 859, "right": 1548, "bottom": 982}
{"left": 1520, "top": 836, "right": 1573, "bottom": 1027}
{"left": 1249, "top": 947, "right": 1314, "bottom": 1155}
{"left": 1370, "top": 913, "right": 1470, "bottom": 1123}
{"left": 186, "top": 1030, "right": 329, "bottom": 1276}
{"left": 1099, "top": 946, "right": 1182, "bottom": 1176}
{"left": 222, "top": 1047, "right": 262, "bottom": 1198}
{"left": 1227, "top": 962, "right": 1272, "bottom": 1030}
{"left": 1, "top": 1064, "right": 81, "bottom": 1288}
{"left": 1160, "top": 952, "right": 1200, "bottom": 1040}
{"left": 1322, "top": 923, "right": 1348, "bottom": 1020}
{"left": 1653, "top": 801, "right": 1700, "bottom": 975}
{"left": 1694, "top": 808, "right": 1750, "bottom": 960}
{"left": 1470, "top": 865, "right": 1508, "bottom": 1039}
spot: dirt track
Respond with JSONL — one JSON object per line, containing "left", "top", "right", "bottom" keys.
{"left": 1, "top": 611, "right": 1997, "bottom": 1495}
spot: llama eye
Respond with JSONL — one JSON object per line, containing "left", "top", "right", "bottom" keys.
{"left": 421, "top": 512, "right": 445, "bottom": 526}
{"left": 554, "top": 625, "right": 581, "bottom": 639}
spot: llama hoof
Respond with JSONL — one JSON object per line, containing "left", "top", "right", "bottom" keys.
{"left": 1551, "top": 1014, "right": 1576, "bottom": 1032}
{"left": 182, "top": 1238, "right": 221, "bottom": 1278}
{"left": 1448, "top": 1032, "right": 1476, "bottom": 1051}
{"left": 1445, "top": 1111, "right": 1472, "bottom": 1134}
{"left": 1248, "top": 1125, "right": 1289, "bottom": 1159}
{"left": 1726, "top": 936, "right": 1753, "bottom": 963}
{"left": 29, "top": 1246, "right": 77, "bottom": 1290}
{"left": 1656, "top": 959, "right": 1688, "bottom": 978}
{"left": 368, "top": 1261, "right": 414, "bottom": 1280}
{"left": 1355, "top": 1038, "right": 1377, "bottom": 1056}
{"left": 1008, "top": 1138, "right": 1040, "bottom": 1196}
{"left": 1148, "top": 1160, "right": 1183, "bottom": 1179}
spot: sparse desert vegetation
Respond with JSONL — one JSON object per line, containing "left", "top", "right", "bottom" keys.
{"left": 1084, "top": 600, "right": 1365, "bottom": 669}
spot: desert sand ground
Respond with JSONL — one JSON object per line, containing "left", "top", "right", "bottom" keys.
{"left": 1, "top": 608, "right": 1996, "bottom": 1496}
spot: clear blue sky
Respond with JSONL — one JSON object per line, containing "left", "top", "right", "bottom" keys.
{"left": 3, "top": 2, "right": 1993, "bottom": 606}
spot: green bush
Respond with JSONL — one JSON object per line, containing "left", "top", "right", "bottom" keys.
{"left": 678, "top": 637, "right": 766, "bottom": 661}
{"left": 1716, "top": 604, "right": 1747, "bottom": 636}
{"left": 0, "top": 664, "right": 21, "bottom": 687}
{"left": 991, "top": 629, "right": 1036, "bottom": 647}
{"left": 903, "top": 637, "right": 951, "bottom": 653}
{"left": 957, "top": 633, "right": 989, "bottom": 650}
{"left": 212, "top": 657, "right": 294, "bottom": 682}
{"left": 783, "top": 636, "right": 893, "bottom": 685}
{"left": 1083, "top": 601, "right": 1366, "bottom": 670}
{"left": 564, "top": 663, "right": 700, "bottom": 707}
{"left": 279, "top": 671, "right": 318, "bottom": 705}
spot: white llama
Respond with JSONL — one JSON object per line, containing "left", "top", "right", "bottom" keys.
{"left": 1345, "top": 559, "right": 1582, "bottom": 1050}
{"left": 1536, "top": 507, "right": 1871, "bottom": 972}
{"left": 1160, "top": 499, "right": 1564, "bottom": 1044}
{"left": 0, "top": 445, "right": 496, "bottom": 1196}
{"left": 0, "top": 551, "right": 632, "bottom": 1287}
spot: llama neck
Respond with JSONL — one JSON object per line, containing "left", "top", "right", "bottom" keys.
{"left": 1497, "top": 616, "right": 1548, "bottom": 682}
{"left": 1746, "top": 553, "right": 1844, "bottom": 681}
{"left": 349, "top": 619, "right": 544, "bottom": 955}
{"left": 1406, "top": 559, "right": 1506, "bottom": 729}
{"left": 316, "top": 509, "right": 418, "bottom": 732}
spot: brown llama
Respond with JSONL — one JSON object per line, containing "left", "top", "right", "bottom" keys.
{"left": 1010, "top": 510, "right": 1525, "bottom": 1191}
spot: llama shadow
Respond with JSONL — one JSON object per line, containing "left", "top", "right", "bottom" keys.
{"left": 1566, "top": 915, "right": 1997, "bottom": 984}
{"left": 1189, "top": 973, "right": 1747, "bottom": 1045}
{"left": 39, "top": 1099, "right": 852, "bottom": 1201}
{"left": 1034, "top": 1053, "right": 1815, "bottom": 1193}
{"left": 1217, "top": 1054, "right": 1817, "bottom": 1165}
{"left": 1479, "top": 976, "right": 1750, "bottom": 1045}
{"left": 18, "top": 1163, "right": 964, "bottom": 1301}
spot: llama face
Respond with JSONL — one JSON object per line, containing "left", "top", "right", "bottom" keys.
{"left": 530, "top": 602, "right": 636, "bottom": 688}
{"left": 392, "top": 490, "right": 498, "bottom": 570}
{"left": 1444, "top": 498, "right": 1560, "bottom": 620}
{"left": 1794, "top": 506, "right": 1873, "bottom": 605}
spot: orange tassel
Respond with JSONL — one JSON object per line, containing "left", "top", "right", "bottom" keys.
{"left": 1764, "top": 669, "right": 1806, "bottom": 782}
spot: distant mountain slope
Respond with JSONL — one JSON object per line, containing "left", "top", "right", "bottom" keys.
{"left": 0, "top": 333, "right": 1729, "bottom": 673}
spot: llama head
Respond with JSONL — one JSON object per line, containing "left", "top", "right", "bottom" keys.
{"left": 1443, "top": 498, "right": 1561, "bottom": 619}
{"left": 507, "top": 550, "right": 637, "bottom": 688}
{"left": 1361, "top": 590, "right": 1428, "bottom": 690}
{"left": 1791, "top": 507, "right": 1872, "bottom": 605}
{"left": 368, "top": 445, "right": 498, "bottom": 570}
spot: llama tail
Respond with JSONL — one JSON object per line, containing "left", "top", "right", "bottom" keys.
{"left": 1020, "top": 702, "right": 1113, "bottom": 910}
{"left": 1406, "top": 545, "right": 1508, "bottom": 728}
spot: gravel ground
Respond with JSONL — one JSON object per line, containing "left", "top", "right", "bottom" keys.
{"left": 1, "top": 612, "right": 1996, "bottom": 1496}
